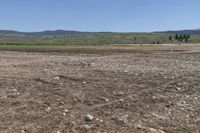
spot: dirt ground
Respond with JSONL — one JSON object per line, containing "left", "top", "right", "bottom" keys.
{"left": 0, "top": 45, "right": 200, "bottom": 133}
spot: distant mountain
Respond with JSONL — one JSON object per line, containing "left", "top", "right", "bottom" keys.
{"left": 0, "top": 30, "right": 22, "bottom": 35}
{"left": 0, "top": 30, "right": 87, "bottom": 36}
{"left": 155, "top": 29, "right": 200, "bottom": 35}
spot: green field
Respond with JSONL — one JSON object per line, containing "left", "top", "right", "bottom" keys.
{"left": 1, "top": 32, "right": 200, "bottom": 45}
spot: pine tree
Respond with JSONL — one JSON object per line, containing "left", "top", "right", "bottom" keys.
{"left": 187, "top": 34, "right": 190, "bottom": 39}
{"left": 183, "top": 34, "right": 187, "bottom": 40}
{"left": 169, "top": 35, "right": 172, "bottom": 40}
{"left": 179, "top": 34, "right": 183, "bottom": 41}
{"left": 175, "top": 34, "right": 178, "bottom": 40}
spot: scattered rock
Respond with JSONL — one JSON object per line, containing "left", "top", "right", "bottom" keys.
{"left": 105, "top": 98, "right": 109, "bottom": 102}
{"left": 124, "top": 70, "right": 129, "bottom": 73}
{"left": 96, "top": 118, "right": 103, "bottom": 122}
{"left": 83, "top": 81, "right": 87, "bottom": 85}
{"left": 63, "top": 109, "right": 69, "bottom": 116}
{"left": 64, "top": 109, "right": 69, "bottom": 113}
{"left": 101, "top": 97, "right": 109, "bottom": 102}
{"left": 1, "top": 95, "right": 7, "bottom": 99}
{"left": 82, "top": 124, "right": 91, "bottom": 130}
{"left": 112, "top": 115, "right": 128, "bottom": 124}
{"left": 119, "top": 99, "right": 124, "bottom": 102}
{"left": 152, "top": 96, "right": 156, "bottom": 99}
{"left": 57, "top": 131, "right": 61, "bottom": 133}
{"left": 16, "top": 92, "right": 20, "bottom": 95}
{"left": 45, "top": 107, "right": 51, "bottom": 113}
{"left": 99, "top": 119, "right": 103, "bottom": 122}
{"left": 152, "top": 113, "right": 168, "bottom": 120}
{"left": 54, "top": 76, "right": 60, "bottom": 80}
{"left": 85, "top": 114, "right": 94, "bottom": 122}
{"left": 21, "top": 130, "right": 26, "bottom": 133}
{"left": 136, "top": 123, "right": 143, "bottom": 129}
{"left": 118, "top": 92, "right": 124, "bottom": 95}
{"left": 149, "top": 128, "right": 166, "bottom": 133}
{"left": 63, "top": 112, "right": 67, "bottom": 116}
{"left": 11, "top": 89, "right": 18, "bottom": 92}
{"left": 176, "top": 87, "right": 181, "bottom": 91}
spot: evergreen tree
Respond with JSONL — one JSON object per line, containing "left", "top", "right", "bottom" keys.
{"left": 169, "top": 35, "right": 172, "bottom": 40}
{"left": 183, "top": 34, "right": 187, "bottom": 40}
{"left": 187, "top": 34, "right": 190, "bottom": 39}
{"left": 185, "top": 37, "right": 189, "bottom": 42}
{"left": 179, "top": 34, "right": 183, "bottom": 41}
{"left": 174, "top": 34, "right": 178, "bottom": 40}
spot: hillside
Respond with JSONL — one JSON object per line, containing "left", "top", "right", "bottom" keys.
{"left": 0, "top": 30, "right": 200, "bottom": 45}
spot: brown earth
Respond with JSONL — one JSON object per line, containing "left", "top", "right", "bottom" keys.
{"left": 0, "top": 45, "right": 200, "bottom": 133}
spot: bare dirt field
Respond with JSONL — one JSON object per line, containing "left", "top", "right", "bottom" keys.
{"left": 0, "top": 45, "right": 200, "bottom": 133}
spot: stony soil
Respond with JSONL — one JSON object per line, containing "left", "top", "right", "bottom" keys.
{"left": 0, "top": 45, "right": 200, "bottom": 133}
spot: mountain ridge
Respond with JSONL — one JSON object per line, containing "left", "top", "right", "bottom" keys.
{"left": 0, "top": 29, "right": 200, "bottom": 35}
{"left": 154, "top": 29, "right": 200, "bottom": 35}
{"left": 0, "top": 30, "right": 87, "bottom": 36}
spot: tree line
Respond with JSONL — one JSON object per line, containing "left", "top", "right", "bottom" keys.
{"left": 169, "top": 34, "right": 191, "bottom": 42}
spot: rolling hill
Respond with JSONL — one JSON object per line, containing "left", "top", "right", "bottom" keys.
{"left": 0, "top": 29, "right": 200, "bottom": 45}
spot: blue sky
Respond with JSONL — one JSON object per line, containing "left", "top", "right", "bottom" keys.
{"left": 0, "top": 0, "right": 199, "bottom": 32}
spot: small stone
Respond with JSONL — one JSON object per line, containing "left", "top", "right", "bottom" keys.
{"left": 63, "top": 112, "right": 67, "bottom": 116}
{"left": 21, "top": 130, "right": 26, "bottom": 133}
{"left": 45, "top": 107, "right": 51, "bottom": 113}
{"left": 54, "top": 76, "right": 60, "bottom": 80}
{"left": 64, "top": 109, "right": 69, "bottom": 113}
{"left": 96, "top": 118, "right": 103, "bottom": 122}
{"left": 124, "top": 70, "right": 128, "bottom": 73}
{"left": 105, "top": 99, "right": 109, "bottom": 102}
{"left": 62, "top": 109, "right": 69, "bottom": 116}
{"left": 83, "top": 81, "right": 86, "bottom": 84}
{"left": 85, "top": 114, "right": 94, "bottom": 122}
{"left": 118, "top": 92, "right": 124, "bottom": 95}
{"left": 1, "top": 96, "right": 7, "bottom": 99}
{"left": 136, "top": 124, "right": 142, "bottom": 129}
{"left": 82, "top": 124, "right": 91, "bottom": 130}
{"left": 119, "top": 99, "right": 124, "bottom": 102}
{"left": 101, "top": 97, "right": 109, "bottom": 102}
{"left": 12, "top": 89, "right": 18, "bottom": 92}
{"left": 57, "top": 131, "right": 61, "bottom": 133}
{"left": 149, "top": 128, "right": 166, "bottom": 133}
{"left": 112, "top": 115, "right": 128, "bottom": 124}
{"left": 176, "top": 87, "right": 181, "bottom": 91}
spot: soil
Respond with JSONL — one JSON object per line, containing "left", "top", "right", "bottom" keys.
{"left": 0, "top": 45, "right": 200, "bottom": 133}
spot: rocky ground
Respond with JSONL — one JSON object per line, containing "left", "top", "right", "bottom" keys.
{"left": 0, "top": 45, "right": 200, "bottom": 133}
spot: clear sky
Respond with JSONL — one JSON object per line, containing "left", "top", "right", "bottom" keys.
{"left": 0, "top": 0, "right": 199, "bottom": 32}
